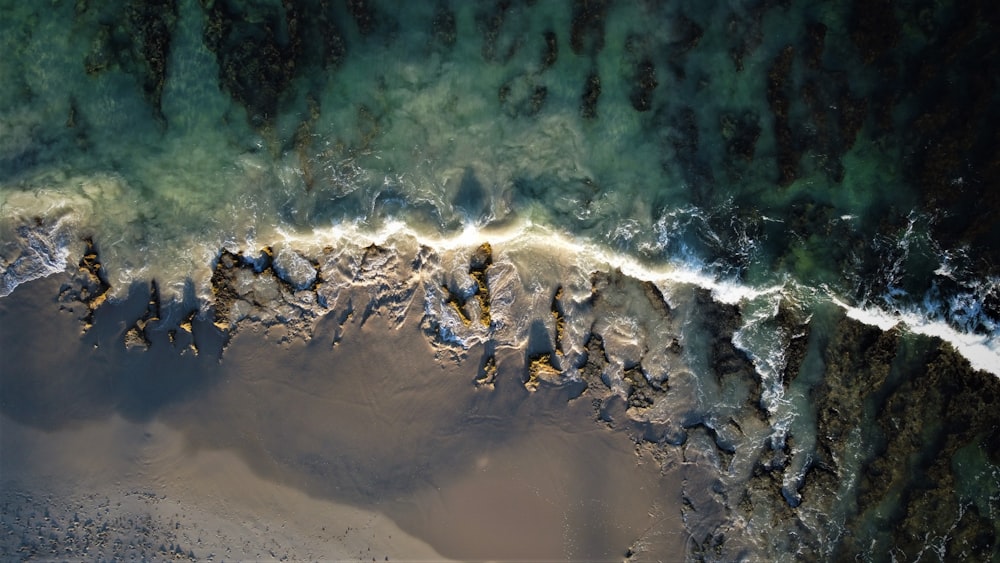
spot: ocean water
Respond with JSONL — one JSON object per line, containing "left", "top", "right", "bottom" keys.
{"left": 2, "top": 0, "right": 999, "bottom": 560}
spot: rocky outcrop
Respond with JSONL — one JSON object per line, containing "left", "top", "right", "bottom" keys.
{"left": 124, "top": 281, "right": 162, "bottom": 350}
{"left": 58, "top": 238, "right": 111, "bottom": 333}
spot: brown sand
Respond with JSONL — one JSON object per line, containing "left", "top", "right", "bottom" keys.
{"left": 1, "top": 275, "right": 686, "bottom": 561}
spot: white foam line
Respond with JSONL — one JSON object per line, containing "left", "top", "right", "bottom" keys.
{"left": 831, "top": 297, "right": 1000, "bottom": 377}
{"left": 277, "top": 219, "right": 788, "bottom": 307}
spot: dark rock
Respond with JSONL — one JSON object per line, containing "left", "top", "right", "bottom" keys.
{"left": 848, "top": 342, "right": 999, "bottom": 560}
{"left": 202, "top": 0, "right": 295, "bottom": 128}
{"left": 726, "top": 5, "right": 766, "bottom": 72}
{"left": 777, "top": 308, "right": 810, "bottom": 388}
{"left": 803, "top": 21, "right": 826, "bottom": 69}
{"left": 441, "top": 243, "right": 494, "bottom": 329}
{"left": 623, "top": 364, "right": 664, "bottom": 410}
{"left": 469, "top": 242, "right": 493, "bottom": 273}
{"left": 318, "top": 1, "right": 348, "bottom": 67}
{"left": 668, "top": 14, "right": 703, "bottom": 56}
{"left": 580, "top": 71, "right": 601, "bottom": 119}
{"left": 850, "top": 0, "right": 899, "bottom": 65}
{"left": 124, "top": 280, "right": 162, "bottom": 350}
{"left": 720, "top": 111, "right": 761, "bottom": 163}
{"left": 80, "top": 0, "right": 178, "bottom": 119}
{"left": 570, "top": 0, "right": 608, "bottom": 56}
{"left": 578, "top": 331, "right": 610, "bottom": 395}
{"left": 498, "top": 77, "right": 547, "bottom": 117}
{"left": 693, "top": 289, "right": 764, "bottom": 417}
{"left": 641, "top": 281, "right": 670, "bottom": 317}
{"left": 540, "top": 30, "right": 558, "bottom": 70}
{"left": 475, "top": 348, "right": 497, "bottom": 388}
{"left": 210, "top": 250, "right": 243, "bottom": 327}
{"left": 345, "top": 0, "right": 376, "bottom": 36}
{"left": 477, "top": 0, "right": 512, "bottom": 62}
{"left": 766, "top": 45, "right": 799, "bottom": 186}
{"left": 124, "top": 0, "right": 178, "bottom": 119}
{"left": 629, "top": 59, "right": 657, "bottom": 112}
{"left": 550, "top": 285, "right": 566, "bottom": 357}
{"left": 57, "top": 237, "right": 112, "bottom": 333}
{"left": 431, "top": 2, "right": 456, "bottom": 48}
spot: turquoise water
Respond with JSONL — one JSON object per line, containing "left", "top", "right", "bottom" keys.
{"left": 2, "top": 0, "right": 999, "bottom": 560}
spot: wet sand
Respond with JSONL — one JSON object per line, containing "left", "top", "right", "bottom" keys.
{"left": 1, "top": 274, "right": 686, "bottom": 561}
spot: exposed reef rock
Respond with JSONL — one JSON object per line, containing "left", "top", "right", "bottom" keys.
{"left": 58, "top": 237, "right": 112, "bottom": 333}
{"left": 22, "top": 234, "right": 1000, "bottom": 561}
{"left": 209, "top": 246, "right": 323, "bottom": 343}
{"left": 124, "top": 280, "right": 162, "bottom": 350}
{"left": 524, "top": 353, "right": 561, "bottom": 392}
{"left": 725, "top": 309, "right": 1000, "bottom": 562}
{"left": 475, "top": 349, "right": 498, "bottom": 389}
{"left": 443, "top": 242, "right": 493, "bottom": 329}
{"left": 272, "top": 246, "right": 319, "bottom": 291}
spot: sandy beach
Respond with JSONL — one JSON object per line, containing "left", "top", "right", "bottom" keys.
{"left": 1, "top": 273, "right": 686, "bottom": 561}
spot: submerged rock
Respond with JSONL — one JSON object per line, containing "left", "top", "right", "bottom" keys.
{"left": 580, "top": 72, "right": 601, "bottom": 119}
{"left": 570, "top": 0, "right": 609, "bottom": 56}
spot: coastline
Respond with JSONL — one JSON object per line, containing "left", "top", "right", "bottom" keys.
{"left": 0, "top": 272, "right": 687, "bottom": 561}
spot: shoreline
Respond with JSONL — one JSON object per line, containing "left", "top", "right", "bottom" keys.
{"left": 0, "top": 272, "right": 687, "bottom": 561}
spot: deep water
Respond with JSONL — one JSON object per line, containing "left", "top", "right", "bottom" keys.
{"left": 2, "top": 0, "right": 999, "bottom": 560}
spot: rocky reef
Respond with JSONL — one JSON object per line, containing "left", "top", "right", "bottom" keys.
{"left": 41, "top": 231, "right": 997, "bottom": 561}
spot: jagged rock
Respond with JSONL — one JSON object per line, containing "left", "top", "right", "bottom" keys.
{"left": 272, "top": 246, "right": 317, "bottom": 291}
{"left": 476, "top": 352, "right": 497, "bottom": 389}
{"left": 124, "top": 280, "right": 162, "bottom": 350}
{"left": 56, "top": 237, "right": 111, "bottom": 333}
{"left": 524, "top": 353, "right": 561, "bottom": 392}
